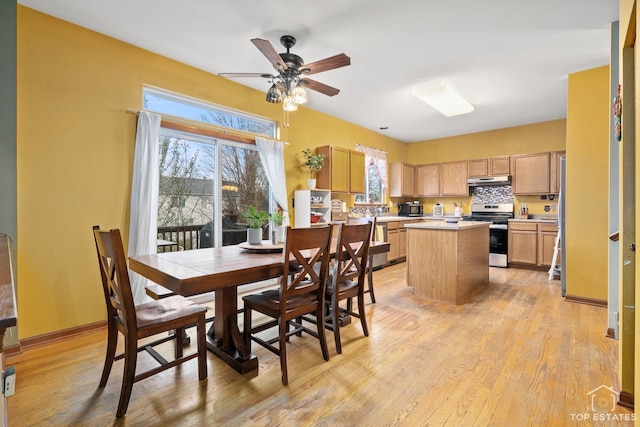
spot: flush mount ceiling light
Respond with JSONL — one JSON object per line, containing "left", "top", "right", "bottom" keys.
{"left": 412, "top": 81, "right": 474, "bottom": 117}
{"left": 219, "top": 35, "right": 350, "bottom": 123}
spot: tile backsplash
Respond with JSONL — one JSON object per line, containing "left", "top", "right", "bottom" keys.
{"left": 471, "top": 185, "right": 514, "bottom": 204}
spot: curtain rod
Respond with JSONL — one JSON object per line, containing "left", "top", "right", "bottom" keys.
{"left": 126, "top": 108, "right": 288, "bottom": 145}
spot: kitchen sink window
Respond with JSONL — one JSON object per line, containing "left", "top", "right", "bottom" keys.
{"left": 354, "top": 144, "right": 387, "bottom": 204}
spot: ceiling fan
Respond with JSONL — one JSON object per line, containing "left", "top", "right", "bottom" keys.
{"left": 218, "top": 35, "right": 351, "bottom": 111}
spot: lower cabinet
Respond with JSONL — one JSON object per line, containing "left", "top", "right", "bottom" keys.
{"left": 508, "top": 221, "right": 559, "bottom": 267}
{"left": 387, "top": 220, "right": 413, "bottom": 262}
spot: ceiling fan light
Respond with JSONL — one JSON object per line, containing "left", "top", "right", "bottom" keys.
{"left": 283, "top": 95, "right": 298, "bottom": 111}
{"left": 412, "top": 81, "right": 474, "bottom": 117}
{"left": 292, "top": 85, "right": 307, "bottom": 104}
{"left": 266, "top": 84, "right": 282, "bottom": 104}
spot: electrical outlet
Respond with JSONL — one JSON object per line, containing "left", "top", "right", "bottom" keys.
{"left": 3, "top": 366, "right": 15, "bottom": 397}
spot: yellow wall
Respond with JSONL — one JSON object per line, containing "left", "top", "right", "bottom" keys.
{"left": 402, "top": 120, "right": 567, "bottom": 215}
{"left": 16, "top": 7, "right": 405, "bottom": 339}
{"left": 565, "top": 66, "right": 610, "bottom": 300}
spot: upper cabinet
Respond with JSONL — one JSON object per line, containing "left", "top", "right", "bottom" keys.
{"left": 468, "top": 156, "right": 510, "bottom": 177}
{"left": 316, "top": 146, "right": 365, "bottom": 194}
{"left": 440, "top": 161, "right": 468, "bottom": 196}
{"left": 511, "top": 153, "right": 551, "bottom": 195}
{"left": 389, "top": 162, "right": 415, "bottom": 197}
{"left": 415, "top": 164, "right": 439, "bottom": 197}
{"left": 549, "top": 151, "right": 566, "bottom": 194}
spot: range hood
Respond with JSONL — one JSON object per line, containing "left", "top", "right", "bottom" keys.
{"left": 467, "top": 175, "right": 511, "bottom": 187}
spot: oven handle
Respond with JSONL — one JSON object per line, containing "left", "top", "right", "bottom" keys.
{"left": 489, "top": 224, "right": 508, "bottom": 230}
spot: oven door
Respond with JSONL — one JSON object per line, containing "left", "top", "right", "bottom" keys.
{"left": 489, "top": 224, "right": 508, "bottom": 267}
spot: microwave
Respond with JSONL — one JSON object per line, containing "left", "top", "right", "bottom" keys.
{"left": 398, "top": 203, "right": 423, "bottom": 217}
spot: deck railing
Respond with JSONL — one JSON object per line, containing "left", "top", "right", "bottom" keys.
{"left": 157, "top": 224, "right": 204, "bottom": 251}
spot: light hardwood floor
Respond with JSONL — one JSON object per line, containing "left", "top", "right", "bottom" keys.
{"left": 7, "top": 264, "right": 636, "bottom": 426}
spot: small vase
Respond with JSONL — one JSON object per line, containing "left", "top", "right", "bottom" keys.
{"left": 247, "top": 228, "right": 262, "bottom": 245}
{"left": 271, "top": 225, "right": 284, "bottom": 244}
{"left": 308, "top": 178, "right": 317, "bottom": 189}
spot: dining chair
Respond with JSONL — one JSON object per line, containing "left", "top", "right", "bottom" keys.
{"left": 325, "top": 221, "right": 372, "bottom": 354}
{"left": 346, "top": 216, "right": 378, "bottom": 303}
{"left": 92, "top": 226, "right": 208, "bottom": 418}
{"left": 242, "top": 225, "right": 332, "bottom": 385}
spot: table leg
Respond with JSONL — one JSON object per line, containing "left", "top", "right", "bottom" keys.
{"left": 206, "top": 286, "right": 258, "bottom": 374}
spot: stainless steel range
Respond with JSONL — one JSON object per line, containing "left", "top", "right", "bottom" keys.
{"left": 468, "top": 203, "right": 514, "bottom": 268}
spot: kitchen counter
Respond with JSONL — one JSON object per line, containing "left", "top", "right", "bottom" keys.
{"left": 404, "top": 220, "right": 490, "bottom": 230}
{"left": 406, "top": 221, "right": 489, "bottom": 304}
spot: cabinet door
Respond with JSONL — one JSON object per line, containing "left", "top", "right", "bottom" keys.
{"left": 489, "top": 156, "right": 511, "bottom": 175}
{"left": 388, "top": 228, "right": 399, "bottom": 260}
{"left": 468, "top": 159, "right": 488, "bottom": 177}
{"left": 349, "top": 150, "right": 366, "bottom": 194}
{"left": 415, "top": 164, "right": 440, "bottom": 197}
{"left": 330, "top": 147, "right": 350, "bottom": 193}
{"left": 389, "top": 163, "right": 415, "bottom": 197}
{"left": 511, "top": 153, "right": 551, "bottom": 194}
{"left": 549, "top": 151, "right": 566, "bottom": 194}
{"left": 538, "top": 224, "right": 559, "bottom": 266}
{"left": 508, "top": 222, "right": 538, "bottom": 264}
{"left": 441, "top": 161, "right": 468, "bottom": 196}
{"left": 398, "top": 228, "right": 407, "bottom": 258}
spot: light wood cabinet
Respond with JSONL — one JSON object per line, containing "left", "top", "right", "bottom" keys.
{"left": 349, "top": 150, "right": 366, "bottom": 193}
{"left": 511, "top": 153, "right": 551, "bottom": 195}
{"left": 508, "top": 221, "right": 559, "bottom": 267}
{"left": 441, "top": 161, "right": 468, "bottom": 196}
{"left": 468, "top": 156, "right": 510, "bottom": 177}
{"left": 387, "top": 221, "right": 400, "bottom": 260}
{"left": 538, "top": 223, "right": 560, "bottom": 266}
{"left": 389, "top": 162, "right": 416, "bottom": 197}
{"left": 549, "top": 151, "right": 566, "bottom": 194}
{"left": 415, "top": 164, "right": 440, "bottom": 197}
{"left": 316, "top": 146, "right": 365, "bottom": 194}
{"left": 508, "top": 222, "right": 538, "bottom": 264}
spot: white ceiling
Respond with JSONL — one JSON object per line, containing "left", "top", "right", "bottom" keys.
{"left": 19, "top": 0, "right": 619, "bottom": 143}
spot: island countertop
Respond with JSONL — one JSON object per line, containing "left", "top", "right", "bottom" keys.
{"left": 403, "top": 220, "right": 490, "bottom": 230}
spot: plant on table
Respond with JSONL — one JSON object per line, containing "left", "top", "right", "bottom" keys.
{"left": 243, "top": 205, "right": 270, "bottom": 229}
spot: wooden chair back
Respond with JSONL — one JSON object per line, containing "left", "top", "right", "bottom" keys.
{"left": 332, "top": 222, "right": 372, "bottom": 289}
{"left": 93, "top": 226, "right": 136, "bottom": 335}
{"left": 280, "top": 226, "right": 333, "bottom": 311}
{"left": 346, "top": 216, "right": 377, "bottom": 243}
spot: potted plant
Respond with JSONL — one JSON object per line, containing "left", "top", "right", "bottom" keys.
{"left": 302, "top": 148, "right": 324, "bottom": 189}
{"left": 243, "top": 205, "right": 270, "bottom": 244}
{"left": 270, "top": 209, "right": 285, "bottom": 244}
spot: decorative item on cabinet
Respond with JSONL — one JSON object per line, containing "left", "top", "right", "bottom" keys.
{"left": 301, "top": 148, "right": 325, "bottom": 190}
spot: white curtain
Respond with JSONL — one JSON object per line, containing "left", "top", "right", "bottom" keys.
{"left": 355, "top": 144, "right": 388, "bottom": 204}
{"left": 255, "top": 137, "right": 290, "bottom": 226}
{"left": 128, "top": 111, "right": 161, "bottom": 304}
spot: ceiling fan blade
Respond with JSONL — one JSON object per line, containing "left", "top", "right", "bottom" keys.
{"left": 251, "top": 38, "right": 288, "bottom": 71}
{"left": 218, "top": 73, "right": 273, "bottom": 78}
{"left": 303, "top": 53, "right": 351, "bottom": 75}
{"left": 300, "top": 78, "right": 340, "bottom": 97}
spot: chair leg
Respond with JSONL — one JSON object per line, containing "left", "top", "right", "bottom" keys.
{"left": 358, "top": 294, "right": 369, "bottom": 337}
{"left": 196, "top": 316, "right": 207, "bottom": 380}
{"left": 367, "top": 261, "right": 376, "bottom": 304}
{"left": 278, "top": 319, "right": 288, "bottom": 385}
{"left": 99, "top": 322, "right": 118, "bottom": 387}
{"left": 332, "top": 297, "right": 342, "bottom": 354}
{"left": 317, "top": 304, "right": 330, "bottom": 361}
{"left": 116, "top": 337, "right": 137, "bottom": 418}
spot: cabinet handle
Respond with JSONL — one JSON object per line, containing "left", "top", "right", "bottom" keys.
{"left": 630, "top": 243, "right": 636, "bottom": 252}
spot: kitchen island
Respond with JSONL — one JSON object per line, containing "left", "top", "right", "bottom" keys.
{"left": 405, "top": 221, "right": 490, "bottom": 304}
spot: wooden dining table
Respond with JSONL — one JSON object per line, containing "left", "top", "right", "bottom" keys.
{"left": 129, "top": 238, "right": 390, "bottom": 374}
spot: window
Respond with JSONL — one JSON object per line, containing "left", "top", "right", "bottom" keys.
{"left": 148, "top": 87, "right": 276, "bottom": 250}
{"left": 354, "top": 144, "right": 388, "bottom": 204}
